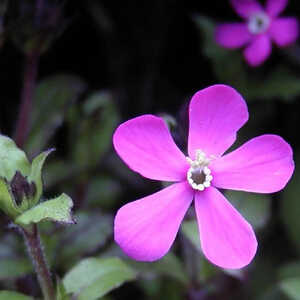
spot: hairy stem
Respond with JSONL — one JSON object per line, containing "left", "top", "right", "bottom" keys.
{"left": 14, "top": 51, "right": 39, "bottom": 148}
{"left": 22, "top": 225, "right": 56, "bottom": 300}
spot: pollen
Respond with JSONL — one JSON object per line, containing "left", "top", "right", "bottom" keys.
{"left": 186, "top": 150, "right": 213, "bottom": 191}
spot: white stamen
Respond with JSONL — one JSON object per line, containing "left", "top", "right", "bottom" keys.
{"left": 248, "top": 12, "right": 270, "bottom": 35}
{"left": 203, "top": 181, "right": 211, "bottom": 188}
{"left": 186, "top": 149, "right": 214, "bottom": 191}
{"left": 206, "top": 175, "right": 213, "bottom": 181}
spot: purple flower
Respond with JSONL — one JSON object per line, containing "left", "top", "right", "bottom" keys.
{"left": 215, "top": 0, "right": 299, "bottom": 67}
{"left": 113, "top": 85, "right": 294, "bottom": 269}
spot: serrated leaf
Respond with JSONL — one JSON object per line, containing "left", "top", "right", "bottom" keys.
{"left": 0, "top": 135, "right": 30, "bottom": 180}
{"left": 63, "top": 257, "right": 136, "bottom": 300}
{"left": 27, "top": 149, "right": 54, "bottom": 206}
{"left": 25, "top": 74, "right": 87, "bottom": 154}
{"left": 280, "top": 277, "right": 300, "bottom": 300}
{"left": 15, "top": 193, "right": 74, "bottom": 226}
{"left": 0, "top": 291, "right": 32, "bottom": 300}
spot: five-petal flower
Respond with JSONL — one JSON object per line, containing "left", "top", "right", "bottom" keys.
{"left": 215, "top": 0, "right": 299, "bottom": 66}
{"left": 113, "top": 84, "right": 294, "bottom": 269}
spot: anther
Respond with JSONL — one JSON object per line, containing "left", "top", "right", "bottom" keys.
{"left": 186, "top": 149, "right": 213, "bottom": 191}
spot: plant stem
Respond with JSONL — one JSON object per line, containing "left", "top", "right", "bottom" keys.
{"left": 22, "top": 224, "right": 56, "bottom": 300}
{"left": 14, "top": 51, "right": 39, "bottom": 148}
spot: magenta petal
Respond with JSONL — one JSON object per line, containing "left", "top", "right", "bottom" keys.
{"left": 269, "top": 17, "right": 299, "bottom": 47}
{"left": 266, "top": 0, "right": 288, "bottom": 17}
{"left": 114, "top": 182, "right": 194, "bottom": 261}
{"left": 188, "top": 85, "right": 248, "bottom": 159}
{"left": 211, "top": 135, "right": 294, "bottom": 193}
{"left": 215, "top": 23, "right": 252, "bottom": 49}
{"left": 195, "top": 187, "right": 257, "bottom": 269}
{"left": 243, "top": 34, "right": 272, "bottom": 67}
{"left": 113, "top": 114, "right": 188, "bottom": 182}
{"left": 230, "top": 0, "right": 263, "bottom": 19}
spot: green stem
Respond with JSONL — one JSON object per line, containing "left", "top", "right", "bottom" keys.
{"left": 22, "top": 224, "right": 56, "bottom": 300}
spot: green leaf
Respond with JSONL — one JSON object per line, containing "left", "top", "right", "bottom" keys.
{"left": 56, "top": 278, "right": 70, "bottom": 300}
{"left": 58, "top": 213, "right": 112, "bottom": 268}
{"left": 128, "top": 253, "right": 188, "bottom": 285}
{"left": 280, "top": 277, "right": 300, "bottom": 300}
{"left": 257, "top": 287, "right": 289, "bottom": 300}
{"left": 63, "top": 257, "right": 136, "bottom": 300}
{"left": 0, "top": 291, "right": 32, "bottom": 300}
{"left": 0, "top": 258, "right": 32, "bottom": 279}
{"left": 0, "top": 178, "right": 19, "bottom": 218}
{"left": 181, "top": 220, "right": 201, "bottom": 251}
{"left": 225, "top": 191, "right": 271, "bottom": 229}
{"left": 15, "top": 193, "right": 74, "bottom": 226}
{"left": 278, "top": 262, "right": 300, "bottom": 281}
{"left": 72, "top": 91, "right": 119, "bottom": 167}
{"left": 27, "top": 149, "right": 54, "bottom": 206}
{"left": 281, "top": 161, "right": 300, "bottom": 251}
{"left": 25, "top": 74, "right": 87, "bottom": 154}
{"left": 0, "top": 135, "right": 30, "bottom": 180}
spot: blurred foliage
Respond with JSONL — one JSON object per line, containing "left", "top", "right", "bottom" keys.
{"left": 0, "top": 291, "right": 32, "bottom": 300}
{"left": 195, "top": 15, "right": 300, "bottom": 101}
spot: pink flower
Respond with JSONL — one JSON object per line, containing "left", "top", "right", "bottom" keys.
{"left": 113, "top": 85, "right": 294, "bottom": 269}
{"left": 215, "top": 0, "right": 299, "bottom": 67}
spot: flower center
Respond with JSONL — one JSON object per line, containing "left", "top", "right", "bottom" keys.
{"left": 186, "top": 150, "right": 213, "bottom": 191}
{"left": 248, "top": 12, "right": 270, "bottom": 35}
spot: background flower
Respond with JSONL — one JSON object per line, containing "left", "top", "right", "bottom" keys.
{"left": 215, "top": 0, "right": 299, "bottom": 66}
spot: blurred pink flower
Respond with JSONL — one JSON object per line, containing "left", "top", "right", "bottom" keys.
{"left": 215, "top": 0, "right": 299, "bottom": 66}
{"left": 113, "top": 84, "right": 294, "bottom": 269}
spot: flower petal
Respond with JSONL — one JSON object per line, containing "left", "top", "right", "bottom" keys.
{"left": 243, "top": 34, "right": 272, "bottom": 67}
{"left": 195, "top": 187, "right": 257, "bottom": 269}
{"left": 188, "top": 85, "right": 248, "bottom": 159}
{"left": 211, "top": 135, "right": 294, "bottom": 193}
{"left": 114, "top": 182, "right": 194, "bottom": 261}
{"left": 269, "top": 17, "right": 299, "bottom": 47}
{"left": 215, "top": 23, "right": 252, "bottom": 49}
{"left": 230, "top": 0, "right": 263, "bottom": 19}
{"left": 113, "top": 115, "right": 188, "bottom": 182}
{"left": 266, "top": 0, "right": 288, "bottom": 17}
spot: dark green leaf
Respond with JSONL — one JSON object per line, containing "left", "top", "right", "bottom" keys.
{"left": 280, "top": 277, "right": 300, "bottom": 300}
{"left": 63, "top": 257, "right": 136, "bottom": 300}
{"left": 25, "top": 75, "right": 87, "bottom": 154}
{"left": 225, "top": 190, "right": 271, "bottom": 230}
{"left": 0, "top": 258, "right": 32, "bottom": 279}
{"left": 72, "top": 91, "right": 119, "bottom": 167}
{"left": 281, "top": 162, "right": 300, "bottom": 251}
{"left": 0, "top": 291, "right": 32, "bottom": 300}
